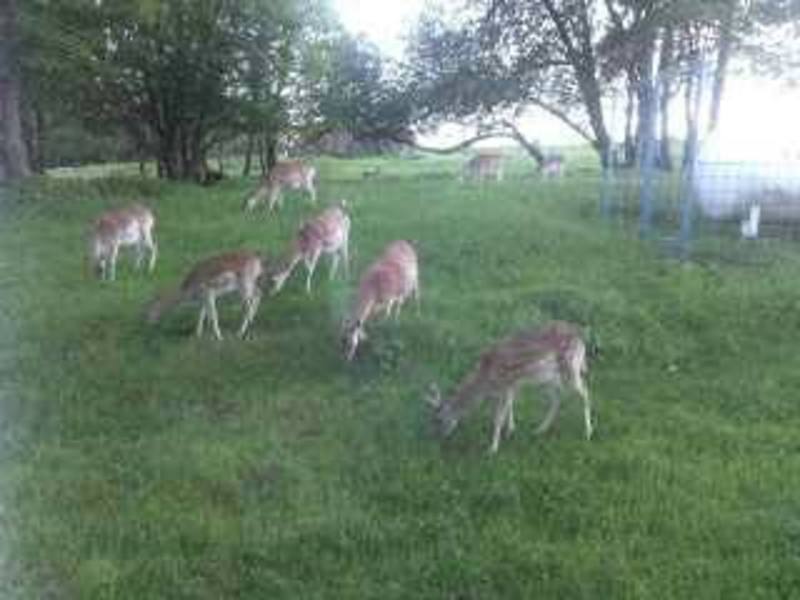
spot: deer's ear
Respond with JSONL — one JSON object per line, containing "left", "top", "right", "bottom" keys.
{"left": 425, "top": 383, "right": 442, "bottom": 408}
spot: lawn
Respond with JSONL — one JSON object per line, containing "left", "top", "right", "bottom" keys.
{"left": 1, "top": 152, "right": 799, "bottom": 598}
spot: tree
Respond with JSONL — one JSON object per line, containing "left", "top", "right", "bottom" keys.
{"left": 408, "top": 0, "right": 615, "bottom": 167}
{"left": 0, "top": 0, "right": 31, "bottom": 182}
{"left": 407, "top": 0, "right": 800, "bottom": 170}
{"left": 309, "top": 33, "right": 414, "bottom": 150}
{"left": 22, "top": 0, "right": 334, "bottom": 181}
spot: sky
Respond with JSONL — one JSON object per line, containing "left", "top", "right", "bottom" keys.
{"left": 332, "top": 0, "right": 425, "bottom": 59}
{"left": 333, "top": 0, "right": 800, "bottom": 156}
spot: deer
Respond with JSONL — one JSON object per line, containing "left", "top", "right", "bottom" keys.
{"left": 424, "top": 321, "right": 593, "bottom": 454}
{"left": 341, "top": 240, "right": 420, "bottom": 361}
{"left": 87, "top": 204, "right": 157, "bottom": 281}
{"left": 244, "top": 159, "right": 317, "bottom": 212}
{"left": 463, "top": 152, "right": 504, "bottom": 182}
{"left": 272, "top": 201, "right": 351, "bottom": 295}
{"left": 146, "top": 250, "right": 269, "bottom": 340}
{"left": 540, "top": 155, "right": 564, "bottom": 178}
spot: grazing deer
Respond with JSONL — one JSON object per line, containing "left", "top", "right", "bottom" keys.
{"left": 362, "top": 165, "right": 382, "bottom": 180}
{"left": 244, "top": 159, "right": 317, "bottom": 212}
{"left": 341, "top": 240, "right": 420, "bottom": 361}
{"left": 146, "top": 250, "right": 267, "bottom": 340}
{"left": 272, "top": 201, "right": 351, "bottom": 294}
{"left": 463, "top": 152, "right": 504, "bottom": 182}
{"left": 87, "top": 204, "right": 157, "bottom": 281}
{"left": 541, "top": 155, "right": 564, "bottom": 178}
{"left": 425, "top": 321, "right": 593, "bottom": 454}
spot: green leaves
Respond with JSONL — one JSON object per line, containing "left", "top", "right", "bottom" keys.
{"left": 20, "top": 0, "right": 338, "bottom": 179}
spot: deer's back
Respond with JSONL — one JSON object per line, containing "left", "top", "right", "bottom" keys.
{"left": 467, "top": 155, "right": 502, "bottom": 176}
{"left": 181, "top": 250, "right": 262, "bottom": 293}
{"left": 380, "top": 240, "right": 417, "bottom": 274}
{"left": 360, "top": 253, "right": 416, "bottom": 304}
{"left": 270, "top": 160, "right": 313, "bottom": 185}
{"left": 92, "top": 205, "right": 153, "bottom": 243}
{"left": 297, "top": 207, "right": 348, "bottom": 252}
{"left": 476, "top": 322, "right": 585, "bottom": 387}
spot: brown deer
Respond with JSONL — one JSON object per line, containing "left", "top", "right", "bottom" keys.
{"left": 463, "top": 152, "right": 504, "bottom": 182}
{"left": 425, "top": 321, "right": 593, "bottom": 454}
{"left": 244, "top": 159, "right": 317, "bottom": 212}
{"left": 146, "top": 250, "right": 267, "bottom": 340}
{"left": 87, "top": 204, "right": 157, "bottom": 280}
{"left": 341, "top": 240, "right": 420, "bottom": 361}
{"left": 272, "top": 201, "right": 351, "bottom": 294}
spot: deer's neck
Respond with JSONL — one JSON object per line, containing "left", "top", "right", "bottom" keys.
{"left": 445, "top": 372, "right": 491, "bottom": 421}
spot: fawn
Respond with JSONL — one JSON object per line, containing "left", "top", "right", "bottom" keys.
{"left": 87, "top": 204, "right": 157, "bottom": 280}
{"left": 146, "top": 250, "right": 268, "bottom": 340}
{"left": 425, "top": 321, "right": 593, "bottom": 454}
{"left": 272, "top": 201, "right": 351, "bottom": 294}
{"left": 341, "top": 240, "right": 420, "bottom": 361}
{"left": 541, "top": 155, "right": 564, "bottom": 178}
{"left": 463, "top": 152, "right": 504, "bottom": 182}
{"left": 244, "top": 160, "right": 317, "bottom": 212}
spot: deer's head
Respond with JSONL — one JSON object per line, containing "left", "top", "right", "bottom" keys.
{"left": 424, "top": 383, "right": 459, "bottom": 438}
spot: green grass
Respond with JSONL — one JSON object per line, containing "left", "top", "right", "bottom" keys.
{"left": 1, "top": 152, "right": 800, "bottom": 598}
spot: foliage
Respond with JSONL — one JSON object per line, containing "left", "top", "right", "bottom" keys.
{"left": 312, "top": 33, "right": 413, "bottom": 142}
{"left": 19, "top": 0, "right": 336, "bottom": 180}
{"left": 406, "top": 0, "right": 800, "bottom": 168}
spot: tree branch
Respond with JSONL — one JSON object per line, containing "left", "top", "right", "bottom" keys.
{"left": 604, "top": 0, "right": 625, "bottom": 31}
{"left": 389, "top": 131, "right": 510, "bottom": 154}
{"left": 525, "top": 98, "right": 596, "bottom": 144}
{"left": 541, "top": 0, "right": 580, "bottom": 65}
{"left": 499, "top": 119, "right": 544, "bottom": 165}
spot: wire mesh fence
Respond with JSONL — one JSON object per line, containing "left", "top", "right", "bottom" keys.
{"left": 600, "top": 150, "right": 800, "bottom": 264}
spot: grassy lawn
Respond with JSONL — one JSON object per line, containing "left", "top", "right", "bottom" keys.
{"left": 1, "top": 152, "right": 800, "bottom": 598}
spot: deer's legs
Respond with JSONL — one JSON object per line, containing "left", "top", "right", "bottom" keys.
{"left": 268, "top": 188, "right": 281, "bottom": 213}
{"left": 392, "top": 298, "right": 404, "bottom": 321}
{"left": 489, "top": 391, "right": 515, "bottom": 454}
{"left": 145, "top": 232, "right": 157, "bottom": 272}
{"left": 575, "top": 375, "right": 593, "bottom": 440}
{"left": 135, "top": 243, "right": 146, "bottom": 270}
{"left": 206, "top": 293, "right": 223, "bottom": 340}
{"left": 535, "top": 387, "right": 562, "bottom": 436}
{"left": 195, "top": 306, "right": 207, "bottom": 337}
{"left": 341, "top": 239, "right": 350, "bottom": 279}
{"left": 505, "top": 396, "right": 515, "bottom": 436}
{"left": 329, "top": 252, "right": 340, "bottom": 281}
{"left": 238, "top": 290, "right": 261, "bottom": 338}
{"left": 384, "top": 299, "right": 396, "bottom": 319}
{"left": 304, "top": 250, "right": 320, "bottom": 294}
{"left": 306, "top": 181, "right": 317, "bottom": 204}
{"left": 108, "top": 246, "right": 119, "bottom": 281}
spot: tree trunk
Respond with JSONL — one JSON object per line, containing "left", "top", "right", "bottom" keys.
{"left": 541, "top": 0, "right": 611, "bottom": 168}
{"left": 23, "top": 102, "right": 45, "bottom": 174}
{"left": 257, "top": 136, "right": 267, "bottom": 175}
{"left": 682, "top": 52, "right": 702, "bottom": 169}
{"left": 155, "top": 126, "right": 206, "bottom": 181}
{"left": 658, "top": 26, "right": 675, "bottom": 171}
{"left": 571, "top": 70, "right": 611, "bottom": 169}
{"left": 265, "top": 135, "right": 277, "bottom": 171}
{"left": 635, "top": 35, "right": 657, "bottom": 168}
{"left": 623, "top": 73, "right": 637, "bottom": 167}
{"left": 242, "top": 134, "right": 253, "bottom": 176}
{"left": 708, "top": 7, "right": 734, "bottom": 134}
{"left": 0, "top": 0, "right": 31, "bottom": 182}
